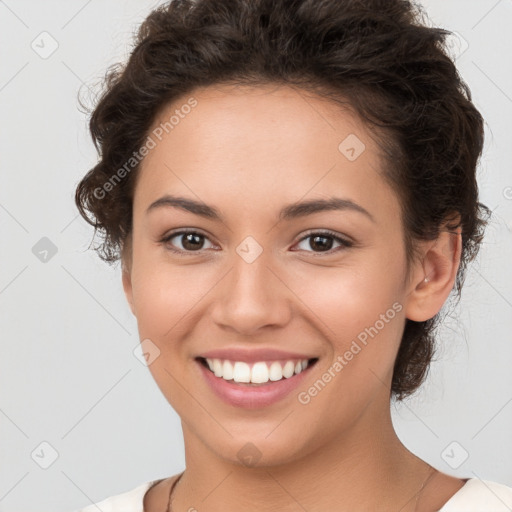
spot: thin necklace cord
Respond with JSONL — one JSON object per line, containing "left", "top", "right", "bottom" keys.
{"left": 165, "top": 466, "right": 437, "bottom": 511}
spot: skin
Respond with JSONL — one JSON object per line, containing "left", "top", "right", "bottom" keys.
{"left": 122, "top": 83, "right": 466, "bottom": 511}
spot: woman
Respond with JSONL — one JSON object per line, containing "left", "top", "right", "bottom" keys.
{"left": 74, "top": 0, "right": 512, "bottom": 510}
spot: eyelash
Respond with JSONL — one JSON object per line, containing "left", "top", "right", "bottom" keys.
{"left": 159, "top": 229, "right": 354, "bottom": 257}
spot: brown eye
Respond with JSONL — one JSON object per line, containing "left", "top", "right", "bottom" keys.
{"left": 294, "top": 231, "right": 353, "bottom": 254}
{"left": 160, "top": 229, "right": 352, "bottom": 256}
{"left": 161, "top": 230, "right": 215, "bottom": 253}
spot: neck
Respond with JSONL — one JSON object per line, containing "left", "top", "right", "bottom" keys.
{"left": 173, "top": 403, "right": 431, "bottom": 512}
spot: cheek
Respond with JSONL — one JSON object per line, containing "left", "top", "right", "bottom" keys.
{"left": 292, "top": 272, "right": 405, "bottom": 420}
{"left": 295, "top": 258, "right": 402, "bottom": 327}
{"left": 130, "top": 242, "right": 216, "bottom": 344}
{"left": 131, "top": 231, "right": 406, "bottom": 355}
{"left": 293, "top": 258, "right": 405, "bottom": 374}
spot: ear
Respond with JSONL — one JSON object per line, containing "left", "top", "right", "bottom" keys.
{"left": 404, "top": 221, "right": 462, "bottom": 322}
{"left": 121, "top": 236, "right": 136, "bottom": 316}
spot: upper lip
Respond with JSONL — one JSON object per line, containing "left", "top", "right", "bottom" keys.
{"left": 197, "top": 348, "right": 317, "bottom": 363}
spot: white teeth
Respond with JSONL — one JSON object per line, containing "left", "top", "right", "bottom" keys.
{"left": 251, "top": 362, "right": 269, "bottom": 383}
{"left": 269, "top": 361, "right": 283, "bottom": 381}
{"left": 282, "top": 361, "right": 295, "bottom": 378}
{"left": 233, "top": 362, "right": 251, "bottom": 383}
{"left": 213, "top": 359, "right": 223, "bottom": 377}
{"left": 222, "top": 359, "right": 234, "bottom": 380}
{"left": 204, "top": 357, "right": 312, "bottom": 384}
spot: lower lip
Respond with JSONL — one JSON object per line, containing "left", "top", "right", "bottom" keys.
{"left": 196, "top": 359, "right": 315, "bottom": 409}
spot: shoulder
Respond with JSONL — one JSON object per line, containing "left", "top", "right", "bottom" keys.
{"left": 440, "top": 478, "right": 512, "bottom": 511}
{"left": 70, "top": 480, "right": 160, "bottom": 512}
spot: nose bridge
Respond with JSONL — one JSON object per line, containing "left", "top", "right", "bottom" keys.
{"left": 211, "top": 234, "right": 290, "bottom": 333}
{"left": 230, "top": 234, "right": 276, "bottom": 301}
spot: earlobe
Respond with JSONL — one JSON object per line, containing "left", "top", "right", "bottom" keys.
{"left": 404, "top": 225, "right": 462, "bottom": 322}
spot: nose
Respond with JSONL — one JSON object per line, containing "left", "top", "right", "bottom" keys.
{"left": 209, "top": 247, "right": 292, "bottom": 336}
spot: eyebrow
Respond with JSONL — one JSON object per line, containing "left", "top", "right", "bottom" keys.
{"left": 146, "top": 194, "right": 375, "bottom": 223}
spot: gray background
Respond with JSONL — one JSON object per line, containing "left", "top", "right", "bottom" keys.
{"left": 0, "top": 1, "right": 511, "bottom": 511}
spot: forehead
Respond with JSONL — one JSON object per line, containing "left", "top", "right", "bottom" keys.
{"left": 133, "top": 83, "right": 394, "bottom": 220}
{"left": 147, "top": 82, "right": 369, "bottom": 154}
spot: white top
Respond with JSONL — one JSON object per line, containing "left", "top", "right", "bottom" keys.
{"left": 73, "top": 477, "right": 512, "bottom": 511}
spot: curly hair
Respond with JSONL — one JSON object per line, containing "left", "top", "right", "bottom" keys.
{"left": 75, "top": 0, "right": 490, "bottom": 400}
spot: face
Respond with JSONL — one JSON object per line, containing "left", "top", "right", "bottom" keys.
{"left": 122, "top": 83, "right": 423, "bottom": 467}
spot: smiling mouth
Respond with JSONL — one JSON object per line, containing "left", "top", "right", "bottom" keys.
{"left": 196, "top": 356, "right": 319, "bottom": 386}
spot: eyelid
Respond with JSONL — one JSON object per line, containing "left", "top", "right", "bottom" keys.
{"left": 293, "top": 229, "right": 354, "bottom": 255}
{"left": 160, "top": 228, "right": 217, "bottom": 253}
{"left": 159, "top": 228, "right": 353, "bottom": 255}
{"left": 296, "top": 228, "right": 354, "bottom": 246}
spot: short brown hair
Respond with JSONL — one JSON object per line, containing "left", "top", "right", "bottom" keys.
{"left": 75, "top": 0, "right": 490, "bottom": 400}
